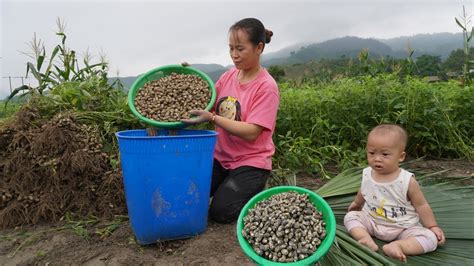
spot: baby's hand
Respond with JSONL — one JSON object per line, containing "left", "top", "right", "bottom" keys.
{"left": 430, "top": 226, "right": 446, "bottom": 245}
{"left": 347, "top": 201, "right": 362, "bottom": 212}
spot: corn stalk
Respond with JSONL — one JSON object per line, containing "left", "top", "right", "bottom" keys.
{"left": 6, "top": 18, "right": 108, "bottom": 105}
{"left": 455, "top": 5, "right": 474, "bottom": 86}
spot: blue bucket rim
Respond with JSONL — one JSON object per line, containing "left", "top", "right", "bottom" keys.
{"left": 116, "top": 129, "right": 218, "bottom": 139}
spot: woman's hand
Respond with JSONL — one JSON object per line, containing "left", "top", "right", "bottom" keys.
{"left": 181, "top": 110, "right": 213, "bottom": 125}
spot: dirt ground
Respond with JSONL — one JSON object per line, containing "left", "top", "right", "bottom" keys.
{"left": 0, "top": 219, "right": 253, "bottom": 266}
{"left": 0, "top": 159, "right": 472, "bottom": 265}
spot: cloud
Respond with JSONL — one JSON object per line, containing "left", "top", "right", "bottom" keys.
{"left": 1, "top": 0, "right": 472, "bottom": 98}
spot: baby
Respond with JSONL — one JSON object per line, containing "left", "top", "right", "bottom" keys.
{"left": 344, "top": 124, "right": 445, "bottom": 262}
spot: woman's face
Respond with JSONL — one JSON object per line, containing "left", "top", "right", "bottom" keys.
{"left": 228, "top": 29, "right": 263, "bottom": 70}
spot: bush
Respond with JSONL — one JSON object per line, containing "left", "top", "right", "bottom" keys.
{"left": 274, "top": 74, "right": 473, "bottom": 175}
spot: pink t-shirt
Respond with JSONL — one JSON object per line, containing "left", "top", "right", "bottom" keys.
{"left": 213, "top": 67, "right": 280, "bottom": 170}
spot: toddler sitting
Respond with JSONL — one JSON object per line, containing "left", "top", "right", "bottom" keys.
{"left": 344, "top": 124, "right": 445, "bottom": 262}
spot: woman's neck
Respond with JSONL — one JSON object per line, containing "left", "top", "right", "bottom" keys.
{"left": 238, "top": 65, "right": 262, "bottom": 84}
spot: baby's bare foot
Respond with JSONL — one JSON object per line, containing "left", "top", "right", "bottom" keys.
{"left": 383, "top": 242, "right": 407, "bottom": 262}
{"left": 358, "top": 237, "right": 379, "bottom": 251}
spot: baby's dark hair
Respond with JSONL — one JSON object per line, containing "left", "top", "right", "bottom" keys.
{"left": 229, "top": 18, "right": 273, "bottom": 50}
{"left": 369, "top": 124, "right": 408, "bottom": 150}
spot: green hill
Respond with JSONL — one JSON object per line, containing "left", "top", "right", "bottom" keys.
{"left": 291, "top": 36, "right": 393, "bottom": 62}
{"left": 112, "top": 32, "right": 467, "bottom": 85}
{"left": 380, "top": 32, "right": 463, "bottom": 59}
{"left": 262, "top": 33, "right": 465, "bottom": 65}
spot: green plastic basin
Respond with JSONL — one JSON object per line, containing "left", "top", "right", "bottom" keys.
{"left": 236, "top": 186, "right": 336, "bottom": 265}
{"left": 128, "top": 64, "right": 216, "bottom": 129}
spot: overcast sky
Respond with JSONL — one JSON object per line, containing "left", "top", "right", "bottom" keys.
{"left": 1, "top": 0, "right": 472, "bottom": 98}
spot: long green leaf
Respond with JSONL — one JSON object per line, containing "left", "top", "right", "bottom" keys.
{"left": 57, "top": 32, "right": 66, "bottom": 45}
{"left": 322, "top": 225, "right": 396, "bottom": 266}
{"left": 336, "top": 228, "right": 394, "bottom": 265}
{"left": 455, "top": 18, "right": 466, "bottom": 31}
{"left": 422, "top": 183, "right": 474, "bottom": 239}
{"left": 27, "top": 62, "right": 42, "bottom": 82}
{"left": 316, "top": 167, "right": 363, "bottom": 197}
{"left": 44, "top": 45, "right": 61, "bottom": 78}
{"left": 36, "top": 54, "right": 45, "bottom": 71}
{"left": 72, "top": 63, "right": 106, "bottom": 81}
{"left": 4, "top": 85, "right": 31, "bottom": 106}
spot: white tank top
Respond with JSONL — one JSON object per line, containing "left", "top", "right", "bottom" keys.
{"left": 361, "top": 167, "right": 419, "bottom": 228}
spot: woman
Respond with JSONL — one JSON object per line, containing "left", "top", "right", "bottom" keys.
{"left": 182, "top": 18, "right": 280, "bottom": 223}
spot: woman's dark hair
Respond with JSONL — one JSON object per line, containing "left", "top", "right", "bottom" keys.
{"left": 229, "top": 18, "right": 273, "bottom": 50}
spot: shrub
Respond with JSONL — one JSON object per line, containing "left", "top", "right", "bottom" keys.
{"left": 274, "top": 74, "right": 473, "bottom": 175}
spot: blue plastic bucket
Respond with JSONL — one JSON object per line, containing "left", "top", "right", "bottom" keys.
{"left": 116, "top": 129, "right": 218, "bottom": 244}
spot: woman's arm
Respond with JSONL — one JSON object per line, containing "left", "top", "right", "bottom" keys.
{"left": 181, "top": 110, "right": 264, "bottom": 141}
{"left": 213, "top": 113, "right": 263, "bottom": 141}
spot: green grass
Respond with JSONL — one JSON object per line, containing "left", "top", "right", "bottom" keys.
{"left": 0, "top": 101, "right": 22, "bottom": 123}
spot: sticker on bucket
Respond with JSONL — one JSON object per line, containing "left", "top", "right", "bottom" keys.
{"left": 186, "top": 181, "right": 200, "bottom": 205}
{"left": 152, "top": 189, "right": 171, "bottom": 216}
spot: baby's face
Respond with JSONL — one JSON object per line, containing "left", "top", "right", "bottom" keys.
{"left": 366, "top": 132, "right": 406, "bottom": 177}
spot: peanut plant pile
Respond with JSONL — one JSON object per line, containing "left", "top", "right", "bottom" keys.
{"left": 242, "top": 192, "right": 326, "bottom": 263}
{"left": 0, "top": 106, "right": 127, "bottom": 228}
{"left": 134, "top": 73, "right": 211, "bottom": 122}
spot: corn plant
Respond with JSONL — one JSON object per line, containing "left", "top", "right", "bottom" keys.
{"left": 455, "top": 5, "right": 473, "bottom": 86}
{"left": 6, "top": 18, "right": 108, "bottom": 104}
{"left": 358, "top": 49, "right": 370, "bottom": 75}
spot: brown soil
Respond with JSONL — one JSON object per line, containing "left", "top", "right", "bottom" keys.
{"left": 1, "top": 159, "right": 471, "bottom": 265}
{"left": 0, "top": 219, "right": 254, "bottom": 266}
{"left": 405, "top": 158, "right": 473, "bottom": 177}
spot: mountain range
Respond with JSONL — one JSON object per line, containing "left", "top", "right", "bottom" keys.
{"left": 114, "top": 32, "right": 465, "bottom": 88}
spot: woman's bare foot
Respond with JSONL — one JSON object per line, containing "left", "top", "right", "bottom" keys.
{"left": 383, "top": 242, "right": 407, "bottom": 262}
{"left": 358, "top": 237, "right": 379, "bottom": 251}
